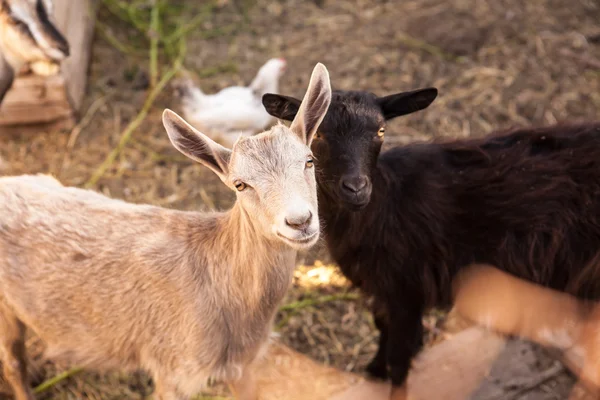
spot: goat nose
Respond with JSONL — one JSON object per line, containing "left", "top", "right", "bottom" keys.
{"left": 285, "top": 211, "right": 312, "bottom": 230}
{"left": 341, "top": 175, "right": 368, "bottom": 193}
{"left": 43, "top": 24, "right": 70, "bottom": 58}
{"left": 57, "top": 39, "right": 70, "bottom": 57}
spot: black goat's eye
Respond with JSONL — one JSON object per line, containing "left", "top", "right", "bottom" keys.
{"left": 305, "top": 157, "right": 314, "bottom": 168}
{"left": 234, "top": 181, "right": 247, "bottom": 191}
{"left": 378, "top": 127, "right": 385, "bottom": 137}
{"left": 315, "top": 132, "right": 322, "bottom": 139}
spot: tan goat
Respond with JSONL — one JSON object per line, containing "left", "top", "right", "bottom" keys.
{"left": 0, "top": 0, "right": 69, "bottom": 102}
{"left": 0, "top": 63, "right": 332, "bottom": 400}
{"left": 452, "top": 264, "right": 600, "bottom": 398}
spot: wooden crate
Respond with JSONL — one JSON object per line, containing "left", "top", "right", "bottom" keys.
{"left": 0, "top": 0, "right": 99, "bottom": 134}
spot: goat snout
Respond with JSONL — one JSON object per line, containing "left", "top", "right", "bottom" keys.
{"left": 341, "top": 175, "right": 368, "bottom": 193}
{"left": 285, "top": 211, "right": 312, "bottom": 231}
{"left": 338, "top": 175, "right": 371, "bottom": 210}
{"left": 42, "top": 32, "right": 70, "bottom": 60}
{"left": 275, "top": 205, "right": 319, "bottom": 248}
{"left": 52, "top": 37, "right": 70, "bottom": 58}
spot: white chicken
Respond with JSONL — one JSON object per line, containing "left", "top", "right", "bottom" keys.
{"left": 174, "top": 58, "right": 287, "bottom": 147}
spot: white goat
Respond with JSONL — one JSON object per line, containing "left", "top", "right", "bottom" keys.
{"left": 0, "top": 62, "right": 332, "bottom": 400}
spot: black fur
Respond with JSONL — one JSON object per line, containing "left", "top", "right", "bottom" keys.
{"left": 263, "top": 88, "right": 600, "bottom": 387}
{"left": 35, "top": 0, "right": 69, "bottom": 56}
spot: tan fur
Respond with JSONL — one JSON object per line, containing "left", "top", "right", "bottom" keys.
{"left": 452, "top": 264, "right": 600, "bottom": 397}
{"left": 0, "top": 63, "right": 332, "bottom": 400}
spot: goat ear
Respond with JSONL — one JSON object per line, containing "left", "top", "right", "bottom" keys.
{"left": 377, "top": 88, "right": 438, "bottom": 120}
{"left": 162, "top": 109, "right": 231, "bottom": 181}
{"left": 289, "top": 63, "right": 332, "bottom": 145}
{"left": 262, "top": 93, "right": 301, "bottom": 122}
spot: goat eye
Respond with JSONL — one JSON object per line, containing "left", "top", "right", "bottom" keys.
{"left": 234, "top": 181, "right": 247, "bottom": 192}
{"left": 378, "top": 128, "right": 385, "bottom": 137}
{"left": 315, "top": 132, "right": 322, "bottom": 139}
{"left": 305, "top": 157, "right": 314, "bottom": 168}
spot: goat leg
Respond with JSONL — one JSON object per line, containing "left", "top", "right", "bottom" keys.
{"left": 0, "top": 304, "right": 34, "bottom": 400}
{"left": 366, "top": 312, "right": 390, "bottom": 380}
{"left": 385, "top": 302, "right": 424, "bottom": 388}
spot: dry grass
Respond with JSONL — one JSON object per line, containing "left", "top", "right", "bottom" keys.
{"left": 0, "top": 0, "right": 599, "bottom": 398}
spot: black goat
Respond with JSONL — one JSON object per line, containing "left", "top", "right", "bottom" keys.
{"left": 263, "top": 88, "right": 600, "bottom": 389}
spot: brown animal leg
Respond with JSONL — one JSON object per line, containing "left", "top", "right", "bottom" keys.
{"left": 0, "top": 309, "right": 33, "bottom": 400}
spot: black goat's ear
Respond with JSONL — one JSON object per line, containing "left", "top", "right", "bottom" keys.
{"left": 377, "top": 88, "right": 438, "bottom": 120}
{"left": 262, "top": 93, "right": 302, "bottom": 122}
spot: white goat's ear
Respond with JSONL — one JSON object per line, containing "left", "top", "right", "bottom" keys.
{"left": 289, "top": 63, "right": 332, "bottom": 145}
{"left": 162, "top": 109, "right": 231, "bottom": 181}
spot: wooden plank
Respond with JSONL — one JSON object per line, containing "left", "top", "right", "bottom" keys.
{"left": 55, "top": 0, "right": 99, "bottom": 112}
{"left": 0, "top": 0, "right": 98, "bottom": 132}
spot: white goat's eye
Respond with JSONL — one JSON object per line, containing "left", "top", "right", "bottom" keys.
{"left": 305, "top": 157, "right": 314, "bottom": 168}
{"left": 234, "top": 181, "right": 247, "bottom": 191}
{"left": 378, "top": 127, "right": 385, "bottom": 137}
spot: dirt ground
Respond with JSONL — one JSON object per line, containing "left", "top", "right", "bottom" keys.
{"left": 0, "top": 0, "right": 599, "bottom": 398}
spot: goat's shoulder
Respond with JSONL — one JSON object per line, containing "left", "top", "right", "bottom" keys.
{"left": 376, "top": 142, "right": 450, "bottom": 199}
{"left": 0, "top": 173, "right": 63, "bottom": 194}
{"left": 379, "top": 141, "right": 445, "bottom": 172}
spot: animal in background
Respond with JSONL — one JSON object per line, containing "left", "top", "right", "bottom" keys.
{"left": 452, "top": 264, "right": 600, "bottom": 400}
{"left": 173, "top": 58, "right": 287, "bottom": 147}
{"left": 0, "top": 62, "right": 331, "bottom": 400}
{"left": 0, "top": 0, "right": 69, "bottom": 104}
{"left": 263, "top": 87, "right": 600, "bottom": 394}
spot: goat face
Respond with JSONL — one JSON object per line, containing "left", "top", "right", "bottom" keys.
{"left": 165, "top": 63, "right": 332, "bottom": 250}
{"left": 0, "top": 0, "right": 69, "bottom": 66}
{"left": 263, "top": 87, "right": 438, "bottom": 211}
